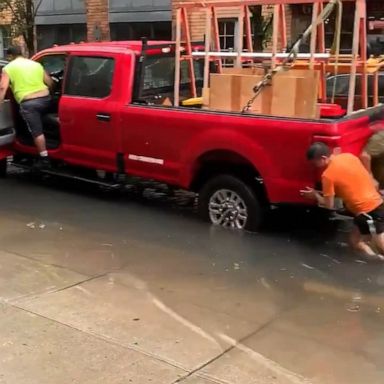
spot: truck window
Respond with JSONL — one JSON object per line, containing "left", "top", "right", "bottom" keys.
{"left": 39, "top": 55, "right": 66, "bottom": 75}
{"left": 326, "top": 74, "right": 379, "bottom": 98}
{"left": 37, "top": 54, "right": 67, "bottom": 113}
{"left": 140, "top": 55, "right": 204, "bottom": 97}
{"left": 64, "top": 56, "right": 115, "bottom": 99}
{"left": 378, "top": 75, "right": 384, "bottom": 95}
{"left": 326, "top": 75, "right": 350, "bottom": 97}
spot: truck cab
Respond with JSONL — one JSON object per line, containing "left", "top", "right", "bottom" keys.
{"left": 13, "top": 44, "right": 129, "bottom": 171}
{"left": 12, "top": 41, "right": 205, "bottom": 173}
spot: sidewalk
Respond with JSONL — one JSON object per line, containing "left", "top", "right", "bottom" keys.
{"left": 0, "top": 249, "right": 309, "bottom": 384}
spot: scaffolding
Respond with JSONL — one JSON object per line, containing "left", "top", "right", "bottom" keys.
{"left": 173, "top": 0, "right": 372, "bottom": 115}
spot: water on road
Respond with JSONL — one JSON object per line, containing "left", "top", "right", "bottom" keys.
{"left": 0, "top": 170, "right": 383, "bottom": 384}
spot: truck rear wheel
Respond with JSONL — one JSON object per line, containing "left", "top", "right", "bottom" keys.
{"left": 198, "top": 174, "right": 264, "bottom": 231}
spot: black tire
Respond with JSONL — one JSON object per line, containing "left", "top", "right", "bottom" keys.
{"left": 198, "top": 174, "right": 264, "bottom": 231}
{"left": 0, "top": 158, "right": 8, "bottom": 178}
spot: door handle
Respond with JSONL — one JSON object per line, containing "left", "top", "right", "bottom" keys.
{"left": 96, "top": 113, "right": 111, "bottom": 122}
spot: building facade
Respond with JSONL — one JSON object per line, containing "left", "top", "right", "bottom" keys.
{"left": 0, "top": 1, "right": 382, "bottom": 56}
{"left": 35, "top": 0, "right": 172, "bottom": 51}
{"left": 0, "top": 7, "right": 14, "bottom": 56}
{"left": 171, "top": 2, "right": 306, "bottom": 55}
{"left": 290, "top": 1, "right": 384, "bottom": 53}
{"left": 173, "top": 0, "right": 383, "bottom": 55}
{"left": 35, "top": 0, "right": 87, "bottom": 50}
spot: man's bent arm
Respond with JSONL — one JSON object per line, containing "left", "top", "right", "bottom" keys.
{"left": 0, "top": 72, "right": 10, "bottom": 103}
{"left": 360, "top": 151, "right": 372, "bottom": 173}
{"left": 321, "top": 176, "right": 336, "bottom": 209}
{"left": 360, "top": 150, "right": 380, "bottom": 190}
{"left": 316, "top": 193, "right": 335, "bottom": 210}
{"left": 43, "top": 71, "right": 54, "bottom": 89}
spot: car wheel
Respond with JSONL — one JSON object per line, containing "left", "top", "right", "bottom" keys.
{"left": 198, "top": 174, "right": 264, "bottom": 231}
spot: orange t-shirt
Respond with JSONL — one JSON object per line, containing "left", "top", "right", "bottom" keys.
{"left": 322, "top": 153, "right": 383, "bottom": 215}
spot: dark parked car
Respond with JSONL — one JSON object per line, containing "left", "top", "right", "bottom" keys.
{"left": 326, "top": 72, "right": 384, "bottom": 110}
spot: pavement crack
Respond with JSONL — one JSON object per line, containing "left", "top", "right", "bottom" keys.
{"left": 172, "top": 299, "right": 308, "bottom": 384}
{"left": 176, "top": 375, "right": 226, "bottom": 384}
{"left": 8, "top": 302, "right": 189, "bottom": 374}
{"left": 7, "top": 272, "right": 109, "bottom": 306}
{"left": 2, "top": 248, "right": 91, "bottom": 277}
{"left": 45, "top": 272, "right": 109, "bottom": 294}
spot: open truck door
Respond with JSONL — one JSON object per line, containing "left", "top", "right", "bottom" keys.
{"left": 0, "top": 100, "right": 16, "bottom": 154}
{"left": 0, "top": 58, "right": 15, "bottom": 158}
{"left": 0, "top": 99, "right": 16, "bottom": 175}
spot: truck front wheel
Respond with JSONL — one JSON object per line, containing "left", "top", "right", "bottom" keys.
{"left": 198, "top": 174, "right": 264, "bottom": 231}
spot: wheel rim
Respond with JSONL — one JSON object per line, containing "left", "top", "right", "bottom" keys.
{"left": 208, "top": 189, "right": 248, "bottom": 229}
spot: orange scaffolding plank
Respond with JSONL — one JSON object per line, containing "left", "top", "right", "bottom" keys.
{"left": 212, "top": 7, "right": 223, "bottom": 73}
{"left": 244, "top": 5, "right": 253, "bottom": 53}
{"left": 181, "top": 7, "right": 197, "bottom": 98}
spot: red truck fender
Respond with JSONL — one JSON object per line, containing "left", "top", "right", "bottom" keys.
{"left": 179, "top": 128, "right": 277, "bottom": 193}
{"left": 0, "top": 148, "right": 13, "bottom": 159}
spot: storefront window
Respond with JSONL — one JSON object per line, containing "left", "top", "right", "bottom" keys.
{"left": 36, "top": 24, "right": 87, "bottom": 51}
{"left": 0, "top": 26, "right": 11, "bottom": 58}
{"left": 110, "top": 22, "right": 171, "bottom": 41}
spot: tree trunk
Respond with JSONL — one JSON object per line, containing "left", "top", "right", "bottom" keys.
{"left": 24, "top": 0, "right": 36, "bottom": 56}
{"left": 249, "top": 6, "right": 273, "bottom": 51}
{"left": 249, "top": 6, "right": 264, "bottom": 51}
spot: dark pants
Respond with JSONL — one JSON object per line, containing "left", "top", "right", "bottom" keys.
{"left": 354, "top": 204, "right": 384, "bottom": 235}
{"left": 19, "top": 96, "right": 51, "bottom": 139}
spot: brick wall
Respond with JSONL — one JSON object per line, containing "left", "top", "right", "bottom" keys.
{"left": 0, "top": 7, "right": 12, "bottom": 25}
{"left": 190, "top": 7, "right": 243, "bottom": 42}
{"left": 172, "top": 1, "right": 249, "bottom": 42}
{"left": 285, "top": 6, "right": 293, "bottom": 48}
{"left": 85, "top": 0, "right": 110, "bottom": 42}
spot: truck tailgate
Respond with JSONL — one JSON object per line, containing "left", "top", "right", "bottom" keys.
{"left": 313, "top": 105, "right": 384, "bottom": 156}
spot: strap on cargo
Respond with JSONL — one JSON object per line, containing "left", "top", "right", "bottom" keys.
{"left": 330, "top": 1, "right": 343, "bottom": 104}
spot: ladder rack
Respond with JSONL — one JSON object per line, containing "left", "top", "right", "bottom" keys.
{"left": 174, "top": 0, "right": 369, "bottom": 115}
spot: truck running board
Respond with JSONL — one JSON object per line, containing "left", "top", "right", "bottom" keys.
{"left": 12, "top": 162, "right": 122, "bottom": 189}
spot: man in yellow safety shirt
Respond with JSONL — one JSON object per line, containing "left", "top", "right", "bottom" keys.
{"left": 0, "top": 46, "right": 53, "bottom": 168}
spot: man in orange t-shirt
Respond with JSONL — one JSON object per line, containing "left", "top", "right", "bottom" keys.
{"left": 301, "top": 142, "right": 384, "bottom": 260}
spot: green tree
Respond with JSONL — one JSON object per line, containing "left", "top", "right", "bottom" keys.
{"left": 249, "top": 5, "right": 273, "bottom": 51}
{"left": 0, "top": 0, "right": 43, "bottom": 56}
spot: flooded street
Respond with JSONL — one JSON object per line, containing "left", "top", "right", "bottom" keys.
{"left": 0, "top": 170, "right": 384, "bottom": 384}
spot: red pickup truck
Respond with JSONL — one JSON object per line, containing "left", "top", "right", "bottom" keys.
{"left": 0, "top": 40, "right": 383, "bottom": 231}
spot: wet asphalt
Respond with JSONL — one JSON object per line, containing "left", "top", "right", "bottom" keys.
{"left": 0, "top": 169, "right": 383, "bottom": 384}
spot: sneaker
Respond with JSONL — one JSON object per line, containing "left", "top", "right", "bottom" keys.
{"left": 34, "top": 157, "right": 52, "bottom": 171}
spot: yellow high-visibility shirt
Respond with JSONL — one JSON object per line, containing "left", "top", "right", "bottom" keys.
{"left": 3, "top": 57, "right": 47, "bottom": 104}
